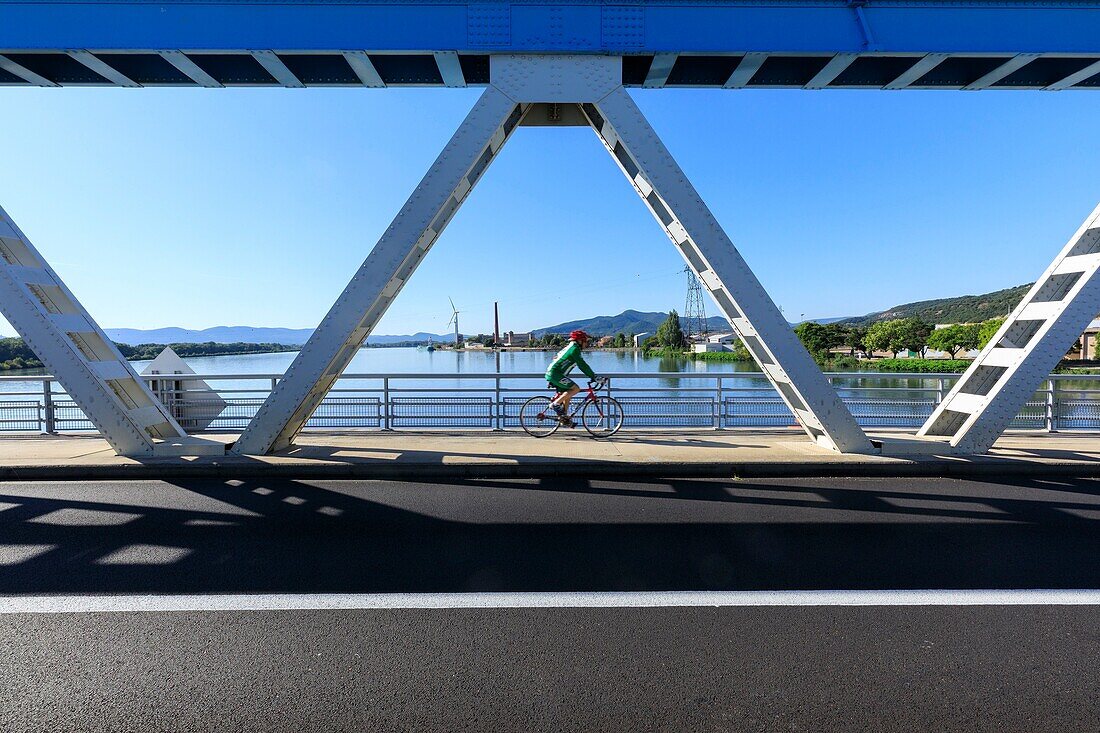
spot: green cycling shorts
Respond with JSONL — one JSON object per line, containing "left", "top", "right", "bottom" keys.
{"left": 546, "top": 374, "right": 577, "bottom": 392}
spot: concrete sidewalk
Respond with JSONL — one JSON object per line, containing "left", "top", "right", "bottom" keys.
{"left": 0, "top": 429, "right": 1097, "bottom": 479}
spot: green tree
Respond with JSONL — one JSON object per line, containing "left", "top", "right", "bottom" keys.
{"left": 863, "top": 318, "right": 931, "bottom": 358}
{"left": 656, "top": 310, "right": 685, "bottom": 349}
{"left": 0, "top": 337, "right": 39, "bottom": 368}
{"left": 898, "top": 317, "right": 933, "bottom": 356}
{"left": 794, "top": 322, "right": 844, "bottom": 360}
{"left": 729, "top": 337, "right": 753, "bottom": 362}
{"left": 977, "top": 318, "right": 1005, "bottom": 348}
{"left": 865, "top": 320, "right": 904, "bottom": 358}
{"left": 927, "top": 323, "right": 981, "bottom": 358}
{"left": 842, "top": 325, "right": 869, "bottom": 357}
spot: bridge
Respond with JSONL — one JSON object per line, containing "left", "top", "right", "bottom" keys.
{"left": 3, "top": 1, "right": 1100, "bottom": 91}
{"left": 1, "top": 0, "right": 1099, "bottom": 457}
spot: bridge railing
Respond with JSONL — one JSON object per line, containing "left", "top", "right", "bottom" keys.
{"left": 0, "top": 371, "right": 1096, "bottom": 435}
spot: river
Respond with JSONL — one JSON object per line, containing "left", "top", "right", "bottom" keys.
{"left": 0, "top": 346, "right": 960, "bottom": 399}
{"left": 1, "top": 347, "right": 1096, "bottom": 429}
{"left": 0, "top": 346, "right": 1093, "bottom": 401}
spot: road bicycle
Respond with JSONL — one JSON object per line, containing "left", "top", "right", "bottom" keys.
{"left": 519, "top": 377, "right": 625, "bottom": 438}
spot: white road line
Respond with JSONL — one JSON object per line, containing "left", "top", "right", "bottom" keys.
{"left": 1, "top": 589, "right": 1100, "bottom": 614}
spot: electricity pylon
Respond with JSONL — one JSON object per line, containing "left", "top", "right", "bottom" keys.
{"left": 683, "top": 265, "right": 709, "bottom": 343}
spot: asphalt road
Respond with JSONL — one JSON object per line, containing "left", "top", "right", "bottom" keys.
{"left": 1, "top": 476, "right": 1099, "bottom": 731}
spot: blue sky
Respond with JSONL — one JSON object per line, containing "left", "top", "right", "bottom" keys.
{"left": 0, "top": 85, "right": 1098, "bottom": 337}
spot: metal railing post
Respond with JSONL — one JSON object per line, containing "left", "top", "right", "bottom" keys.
{"left": 1046, "top": 378, "right": 1057, "bottom": 433}
{"left": 936, "top": 378, "right": 945, "bottom": 406}
{"left": 42, "top": 380, "right": 55, "bottom": 434}
{"left": 382, "top": 377, "right": 392, "bottom": 430}
{"left": 713, "top": 375, "right": 722, "bottom": 430}
{"left": 606, "top": 377, "right": 614, "bottom": 430}
{"left": 494, "top": 376, "right": 503, "bottom": 431}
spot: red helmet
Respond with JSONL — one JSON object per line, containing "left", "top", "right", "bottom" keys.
{"left": 570, "top": 329, "right": 590, "bottom": 344}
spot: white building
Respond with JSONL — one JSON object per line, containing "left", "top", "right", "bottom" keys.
{"left": 691, "top": 332, "right": 739, "bottom": 352}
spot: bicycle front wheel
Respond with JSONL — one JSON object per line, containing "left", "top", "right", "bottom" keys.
{"left": 581, "top": 396, "right": 624, "bottom": 438}
{"left": 519, "top": 396, "right": 561, "bottom": 437}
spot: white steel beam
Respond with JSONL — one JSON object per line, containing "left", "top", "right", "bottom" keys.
{"left": 585, "top": 88, "right": 871, "bottom": 453}
{"left": 919, "top": 203, "right": 1100, "bottom": 453}
{"left": 343, "top": 52, "right": 386, "bottom": 87}
{"left": 433, "top": 51, "right": 466, "bottom": 87}
{"left": 157, "top": 51, "right": 223, "bottom": 88}
{"left": 235, "top": 54, "right": 870, "bottom": 455}
{"left": 0, "top": 55, "right": 58, "bottom": 87}
{"left": 643, "top": 53, "right": 678, "bottom": 89}
{"left": 884, "top": 53, "right": 948, "bottom": 89}
{"left": 963, "top": 53, "right": 1040, "bottom": 90}
{"left": 723, "top": 53, "right": 766, "bottom": 88}
{"left": 0, "top": 206, "right": 188, "bottom": 455}
{"left": 804, "top": 53, "right": 858, "bottom": 90}
{"left": 1045, "top": 59, "right": 1100, "bottom": 91}
{"left": 67, "top": 51, "right": 141, "bottom": 87}
{"left": 233, "top": 87, "right": 524, "bottom": 454}
{"left": 251, "top": 51, "right": 305, "bottom": 88}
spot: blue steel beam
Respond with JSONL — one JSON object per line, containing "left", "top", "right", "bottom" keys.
{"left": 0, "top": 2, "right": 1099, "bottom": 55}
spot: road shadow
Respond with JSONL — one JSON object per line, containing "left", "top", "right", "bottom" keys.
{"left": 1, "top": 475, "right": 1099, "bottom": 594}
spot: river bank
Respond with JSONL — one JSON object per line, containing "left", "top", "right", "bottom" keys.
{"left": 0, "top": 339, "right": 302, "bottom": 371}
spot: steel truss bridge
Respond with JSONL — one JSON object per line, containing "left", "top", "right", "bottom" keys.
{"left": 0, "top": 1, "right": 1099, "bottom": 456}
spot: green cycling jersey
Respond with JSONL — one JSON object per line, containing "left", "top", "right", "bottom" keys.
{"left": 545, "top": 341, "right": 597, "bottom": 383}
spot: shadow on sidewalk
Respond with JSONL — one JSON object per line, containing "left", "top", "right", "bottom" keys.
{"left": 1, "top": 474, "right": 1099, "bottom": 594}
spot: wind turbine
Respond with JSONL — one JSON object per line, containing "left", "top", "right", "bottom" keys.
{"left": 447, "top": 297, "right": 462, "bottom": 348}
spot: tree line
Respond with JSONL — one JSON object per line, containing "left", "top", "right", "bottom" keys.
{"left": 0, "top": 337, "right": 42, "bottom": 370}
{"left": 792, "top": 318, "right": 1004, "bottom": 361}
{"left": 0, "top": 339, "right": 300, "bottom": 371}
{"left": 640, "top": 310, "right": 1006, "bottom": 362}
{"left": 492, "top": 310, "right": 1009, "bottom": 362}
{"left": 628, "top": 309, "right": 1006, "bottom": 363}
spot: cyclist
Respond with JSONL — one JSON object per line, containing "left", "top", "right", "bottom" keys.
{"left": 545, "top": 329, "right": 600, "bottom": 427}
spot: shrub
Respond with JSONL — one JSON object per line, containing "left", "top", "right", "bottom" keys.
{"left": 867, "top": 358, "right": 970, "bottom": 373}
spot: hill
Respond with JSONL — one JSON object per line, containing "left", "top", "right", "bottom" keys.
{"left": 104, "top": 326, "right": 456, "bottom": 346}
{"left": 105, "top": 326, "right": 315, "bottom": 345}
{"left": 94, "top": 284, "right": 1036, "bottom": 348}
{"left": 532, "top": 310, "right": 729, "bottom": 337}
{"left": 841, "top": 284, "right": 1032, "bottom": 326}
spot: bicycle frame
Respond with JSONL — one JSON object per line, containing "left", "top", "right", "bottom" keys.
{"left": 521, "top": 378, "right": 622, "bottom": 438}
{"left": 552, "top": 381, "right": 605, "bottom": 420}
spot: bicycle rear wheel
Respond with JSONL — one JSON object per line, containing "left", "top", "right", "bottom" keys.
{"left": 519, "top": 396, "right": 562, "bottom": 437}
{"left": 581, "top": 396, "right": 624, "bottom": 438}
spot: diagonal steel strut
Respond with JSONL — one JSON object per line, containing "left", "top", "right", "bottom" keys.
{"left": 235, "top": 55, "right": 871, "bottom": 455}
{"left": 0, "top": 206, "right": 187, "bottom": 455}
{"left": 919, "top": 203, "right": 1100, "bottom": 453}
{"left": 583, "top": 88, "right": 870, "bottom": 453}
{"left": 234, "top": 88, "right": 525, "bottom": 454}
